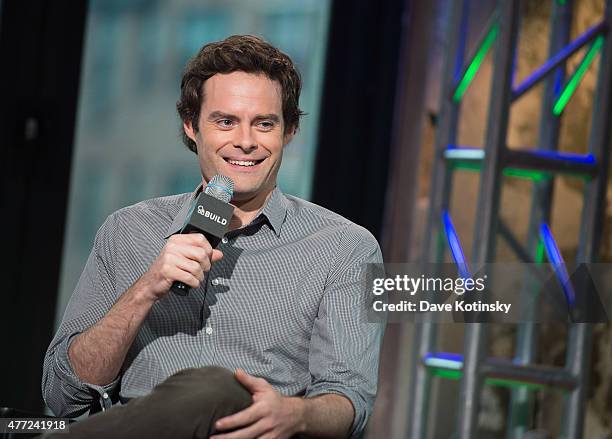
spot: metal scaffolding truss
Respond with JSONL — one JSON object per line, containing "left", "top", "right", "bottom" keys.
{"left": 406, "top": 0, "right": 612, "bottom": 438}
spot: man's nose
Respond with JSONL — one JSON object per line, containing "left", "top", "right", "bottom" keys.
{"left": 233, "top": 125, "right": 258, "bottom": 152}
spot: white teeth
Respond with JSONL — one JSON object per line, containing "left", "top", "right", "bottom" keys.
{"left": 227, "top": 159, "right": 257, "bottom": 167}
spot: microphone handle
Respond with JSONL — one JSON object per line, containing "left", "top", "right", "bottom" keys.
{"left": 171, "top": 231, "right": 222, "bottom": 296}
{"left": 171, "top": 280, "right": 190, "bottom": 296}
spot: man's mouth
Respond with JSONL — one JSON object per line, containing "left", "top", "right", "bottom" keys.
{"left": 224, "top": 158, "right": 264, "bottom": 168}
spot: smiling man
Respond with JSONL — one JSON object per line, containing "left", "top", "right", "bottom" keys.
{"left": 42, "top": 35, "right": 384, "bottom": 439}
{"left": 185, "top": 70, "right": 290, "bottom": 230}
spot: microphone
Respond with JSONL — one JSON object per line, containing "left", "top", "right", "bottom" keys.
{"left": 171, "top": 175, "right": 235, "bottom": 296}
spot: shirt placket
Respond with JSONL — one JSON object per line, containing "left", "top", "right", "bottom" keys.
{"left": 197, "top": 219, "right": 262, "bottom": 366}
{"left": 199, "top": 234, "right": 233, "bottom": 365}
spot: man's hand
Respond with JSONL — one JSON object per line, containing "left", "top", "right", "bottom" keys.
{"left": 210, "top": 369, "right": 305, "bottom": 439}
{"left": 138, "top": 233, "right": 223, "bottom": 302}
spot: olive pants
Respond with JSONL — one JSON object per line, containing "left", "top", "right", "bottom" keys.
{"left": 46, "top": 366, "right": 253, "bottom": 438}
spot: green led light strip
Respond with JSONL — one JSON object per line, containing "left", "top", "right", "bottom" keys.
{"left": 452, "top": 161, "right": 550, "bottom": 181}
{"left": 553, "top": 35, "right": 604, "bottom": 116}
{"left": 535, "top": 239, "right": 545, "bottom": 264}
{"left": 427, "top": 366, "right": 567, "bottom": 392}
{"left": 503, "top": 168, "right": 549, "bottom": 181}
{"left": 451, "top": 160, "right": 591, "bottom": 181}
{"left": 453, "top": 23, "right": 499, "bottom": 102}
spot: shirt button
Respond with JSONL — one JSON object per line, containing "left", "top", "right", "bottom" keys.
{"left": 102, "top": 393, "right": 109, "bottom": 400}
{"left": 211, "top": 279, "right": 219, "bottom": 286}
{"left": 221, "top": 237, "right": 228, "bottom": 244}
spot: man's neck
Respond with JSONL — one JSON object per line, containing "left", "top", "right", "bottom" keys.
{"left": 227, "top": 188, "right": 274, "bottom": 231}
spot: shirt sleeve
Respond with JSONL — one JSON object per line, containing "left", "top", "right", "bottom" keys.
{"left": 304, "top": 224, "right": 385, "bottom": 438}
{"left": 42, "top": 214, "right": 121, "bottom": 417}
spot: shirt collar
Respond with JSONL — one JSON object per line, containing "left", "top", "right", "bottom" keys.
{"left": 165, "top": 184, "right": 288, "bottom": 239}
{"left": 165, "top": 183, "right": 203, "bottom": 239}
{"left": 259, "top": 186, "right": 288, "bottom": 237}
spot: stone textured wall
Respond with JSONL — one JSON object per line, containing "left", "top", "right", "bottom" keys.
{"left": 414, "top": 0, "right": 612, "bottom": 436}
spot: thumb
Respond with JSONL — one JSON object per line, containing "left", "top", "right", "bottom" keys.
{"left": 235, "top": 368, "right": 268, "bottom": 392}
{"left": 211, "top": 249, "right": 224, "bottom": 262}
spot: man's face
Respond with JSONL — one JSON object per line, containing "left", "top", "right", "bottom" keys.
{"left": 184, "top": 71, "right": 293, "bottom": 203}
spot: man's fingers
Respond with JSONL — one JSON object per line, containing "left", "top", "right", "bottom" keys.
{"left": 211, "top": 419, "right": 271, "bottom": 439}
{"left": 161, "top": 234, "right": 222, "bottom": 287}
{"left": 169, "top": 257, "right": 204, "bottom": 285}
{"left": 169, "top": 232, "right": 206, "bottom": 246}
{"left": 175, "top": 258, "right": 203, "bottom": 277}
{"left": 234, "top": 369, "right": 270, "bottom": 392}
{"left": 190, "top": 233, "right": 213, "bottom": 252}
{"left": 172, "top": 269, "right": 201, "bottom": 289}
{"left": 170, "top": 234, "right": 222, "bottom": 265}
{"left": 167, "top": 241, "right": 210, "bottom": 263}
{"left": 214, "top": 404, "right": 262, "bottom": 432}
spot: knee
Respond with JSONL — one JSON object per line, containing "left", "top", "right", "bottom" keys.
{"left": 163, "top": 366, "right": 251, "bottom": 409}
{"left": 169, "top": 366, "right": 233, "bottom": 382}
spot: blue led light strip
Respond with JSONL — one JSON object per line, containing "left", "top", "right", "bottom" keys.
{"left": 423, "top": 352, "right": 464, "bottom": 370}
{"left": 518, "top": 149, "right": 595, "bottom": 164}
{"left": 442, "top": 211, "right": 471, "bottom": 279}
{"left": 540, "top": 223, "right": 576, "bottom": 306}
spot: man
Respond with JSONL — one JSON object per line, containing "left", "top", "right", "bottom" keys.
{"left": 42, "top": 35, "right": 384, "bottom": 438}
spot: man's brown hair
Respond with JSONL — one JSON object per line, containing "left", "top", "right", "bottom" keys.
{"left": 177, "top": 34, "right": 305, "bottom": 153}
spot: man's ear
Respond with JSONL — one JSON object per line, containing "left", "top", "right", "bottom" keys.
{"left": 283, "top": 126, "right": 296, "bottom": 145}
{"left": 183, "top": 120, "right": 197, "bottom": 143}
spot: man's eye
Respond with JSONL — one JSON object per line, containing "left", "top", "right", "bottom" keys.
{"left": 218, "top": 119, "right": 234, "bottom": 127}
{"left": 258, "top": 121, "right": 274, "bottom": 130}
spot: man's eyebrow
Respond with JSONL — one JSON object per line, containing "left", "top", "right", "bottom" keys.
{"left": 207, "top": 111, "right": 238, "bottom": 120}
{"left": 206, "top": 111, "right": 280, "bottom": 123}
{"left": 253, "top": 114, "right": 280, "bottom": 122}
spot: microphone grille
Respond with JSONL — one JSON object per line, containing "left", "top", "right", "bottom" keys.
{"left": 204, "top": 175, "right": 234, "bottom": 203}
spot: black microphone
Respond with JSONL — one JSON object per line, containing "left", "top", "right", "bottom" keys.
{"left": 171, "top": 175, "right": 235, "bottom": 296}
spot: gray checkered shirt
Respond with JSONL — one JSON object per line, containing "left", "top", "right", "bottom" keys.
{"left": 42, "top": 185, "right": 384, "bottom": 436}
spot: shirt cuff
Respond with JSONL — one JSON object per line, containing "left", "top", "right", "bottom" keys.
{"left": 305, "top": 383, "right": 369, "bottom": 438}
{"left": 55, "top": 333, "right": 121, "bottom": 409}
